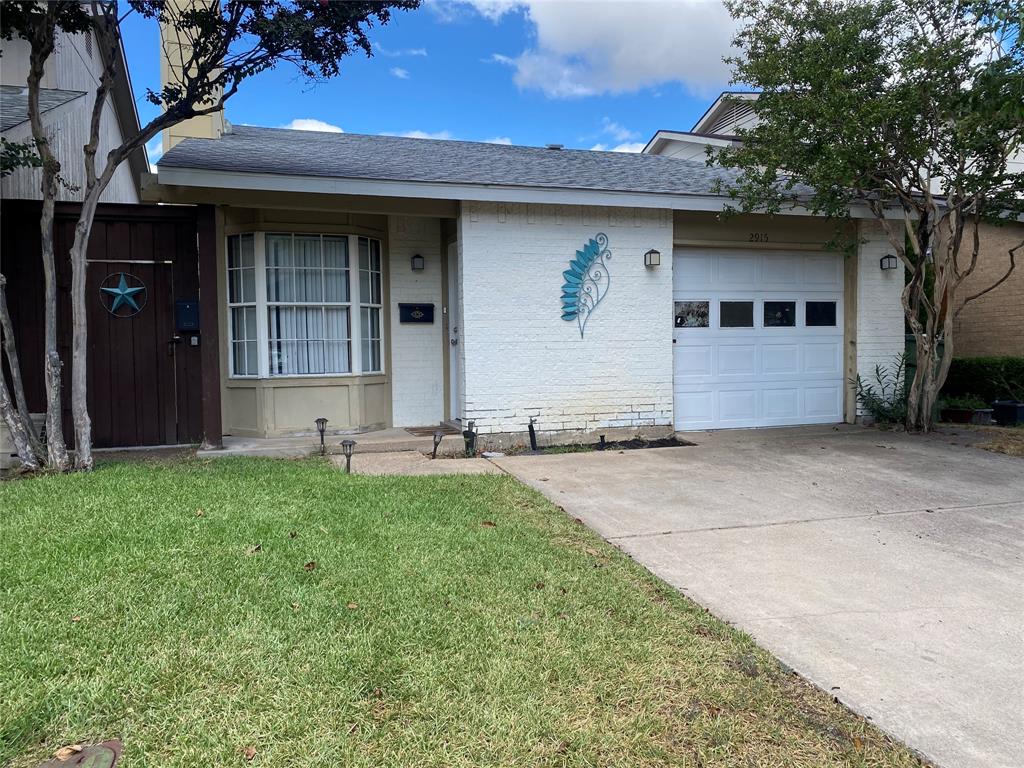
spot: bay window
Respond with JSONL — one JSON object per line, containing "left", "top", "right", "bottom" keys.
{"left": 227, "top": 232, "right": 384, "bottom": 378}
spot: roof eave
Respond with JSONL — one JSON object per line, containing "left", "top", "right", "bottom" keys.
{"left": 153, "top": 165, "right": 880, "bottom": 218}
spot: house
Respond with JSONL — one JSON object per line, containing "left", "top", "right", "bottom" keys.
{"left": 646, "top": 91, "right": 1024, "bottom": 360}
{"left": 0, "top": 24, "right": 147, "bottom": 203}
{"left": 142, "top": 71, "right": 907, "bottom": 443}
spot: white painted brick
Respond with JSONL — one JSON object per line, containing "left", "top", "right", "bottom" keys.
{"left": 457, "top": 202, "right": 674, "bottom": 435}
{"left": 856, "top": 219, "right": 906, "bottom": 393}
{"left": 388, "top": 216, "right": 444, "bottom": 427}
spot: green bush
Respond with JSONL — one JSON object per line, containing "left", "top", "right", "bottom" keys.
{"left": 855, "top": 354, "right": 908, "bottom": 424}
{"left": 940, "top": 394, "right": 989, "bottom": 410}
{"left": 942, "top": 357, "right": 1024, "bottom": 404}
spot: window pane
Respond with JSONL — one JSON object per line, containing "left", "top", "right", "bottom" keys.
{"left": 806, "top": 301, "right": 837, "bottom": 327}
{"left": 361, "top": 306, "right": 381, "bottom": 372}
{"left": 720, "top": 301, "right": 753, "bottom": 328}
{"left": 764, "top": 301, "right": 796, "bottom": 327}
{"left": 675, "top": 301, "right": 709, "bottom": 328}
{"left": 323, "top": 237, "right": 348, "bottom": 268}
{"left": 324, "top": 269, "right": 349, "bottom": 303}
{"left": 268, "top": 306, "right": 350, "bottom": 375}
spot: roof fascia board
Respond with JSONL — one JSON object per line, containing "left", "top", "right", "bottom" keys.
{"left": 642, "top": 130, "right": 735, "bottom": 154}
{"left": 155, "top": 166, "right": 880, "bottom": 218}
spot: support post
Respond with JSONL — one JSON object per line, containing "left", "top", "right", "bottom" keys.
{"left": 197, "top": 204, "right": 223, "bottom": 449}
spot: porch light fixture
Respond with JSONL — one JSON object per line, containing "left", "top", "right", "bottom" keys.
{"left": 340, "top": 439, "right": 356, "bottom": 473}
{"left": 432, "top": 429, "right": 444, "bottom": 459}
{"left": 315, "top": 417, "right": 328, "bottom": 456}
{"left": 411, "top": 253, "right": 425, "bottom": 271}
{"left": 644, "top": 248, "right": 661, "bottom": 268}
{"left": 880, "top": 254, "right": 898, "bottom": 270}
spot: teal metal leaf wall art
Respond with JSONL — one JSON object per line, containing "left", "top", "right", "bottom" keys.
{"left": 560, "top": 233, "right": 611, "bottom": 338}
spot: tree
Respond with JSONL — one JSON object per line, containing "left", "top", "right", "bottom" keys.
{"left": 0, "top": 0, "right": 419, "bottom": 471}
{"left": 714, "top": 0, "right": 1024, "bottom": 431}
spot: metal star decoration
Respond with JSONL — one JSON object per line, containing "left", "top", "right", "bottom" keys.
{"left": 100, "top": 273, "right": 145, "bottom": 314}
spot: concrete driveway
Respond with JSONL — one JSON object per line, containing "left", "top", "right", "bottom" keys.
{"left": 492, "top": 426, "right": 1024, "bottom": 768}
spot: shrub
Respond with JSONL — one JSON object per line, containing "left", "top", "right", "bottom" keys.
{"left": 942, "top": 357, "right": 1024, "bottom": 404}
{"left": 940, "top": 394, "right": 989, "bottom": 410}
{"left": 855, "top": 354, "right": 908, "bottom": 424}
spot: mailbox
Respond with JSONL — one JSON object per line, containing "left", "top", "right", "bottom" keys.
{"left": 398, "top": 303, "right": 434, "bottom": 324}
{"left": 175, "top": 299, "right": 199, "bottom": 331}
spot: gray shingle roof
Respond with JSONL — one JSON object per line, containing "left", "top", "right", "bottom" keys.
{"left": 158, "top": 125, "right": 742, "bottom": 197}
{"left": 0, "top": 85, "right": 85, "bottom": 132}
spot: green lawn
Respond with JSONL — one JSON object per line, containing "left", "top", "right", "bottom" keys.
{"left": 1, "top": 457, "right": 924, "bottom": 767}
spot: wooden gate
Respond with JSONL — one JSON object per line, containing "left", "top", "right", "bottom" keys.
{"left": 3, "top": 201, "right": 210, "bottom": 448}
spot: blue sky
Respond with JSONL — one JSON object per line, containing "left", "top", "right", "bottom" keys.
{"left": 122, "top": 1, "right": 738, "bottom": 165}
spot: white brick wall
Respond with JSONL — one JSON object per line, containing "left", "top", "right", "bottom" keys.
{"left": 856, "top": 219, "right": 906, "bottom": 382}
{"left": 388, "top": 216, "right": 444, "bottom": 427}
{"left": 457, "top": 202, "right": 674, "bottom": 435}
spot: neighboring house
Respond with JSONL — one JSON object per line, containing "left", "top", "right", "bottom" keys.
{"left": 646, "top": 91, "right": 1024, "bottom": 361}
{"left": 0, "top": 25, "right": 147, "bottom": 203}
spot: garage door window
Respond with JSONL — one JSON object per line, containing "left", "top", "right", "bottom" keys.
{"left": 675, "top": 301, "right": 709, "bottom": 328}
{"left": 720, "top": 301, "right": 754, "bottom": 328}
{"left": 806, "top": 301, "right": 837, "bottom": 327}
{"left": 764, "top": 301, "right": 796, "bottom": 327}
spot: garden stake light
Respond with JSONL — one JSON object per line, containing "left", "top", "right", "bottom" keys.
{"left": 432, "top": 430, "right": 444, "bottom": 459}
{"left": 340, "top": 439, "right": 356, "bottom": 473}
{"left": 315, "top": 417, "right": 328, "bottom": 455}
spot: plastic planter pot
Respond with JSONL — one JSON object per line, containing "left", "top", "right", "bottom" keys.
{"left": 992, "top": 400, "right": 1024, "bottom": 427}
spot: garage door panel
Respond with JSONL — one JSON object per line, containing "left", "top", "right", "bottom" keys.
{"left": 763, "top": 388, "right": 800, "bottom": 419}
{"left": 719, "top": 389, "right": 758, "bottom": 422}
{"left": 762, "top": 344, "right": 800, "bottom": 375}
{"left": 675, "top": 345, "right": 713, "bottom": 377}
{"left": 804, "top": 342, "right": 841, "bottom": 374}
{"left": 718, "top": 254, "right": 759, "bottom": 285}
{"left": 762, "top": 254, "right": 800, "bottom": 285}
{"left": 805, "top": 385, "right": 842, "bottom": 418}
{"left": 673, "top": 247, "right": 844, "bottom": 431}
{"left": 717, "top": 344, "right": 757, "bottom": 376}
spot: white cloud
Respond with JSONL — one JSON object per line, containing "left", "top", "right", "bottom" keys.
{"left": 390, "top": 67, "right": 410, "bottom": 79}
{"left": 600, "top": 117, "right": 639, "bottom": 142}
{"left": 385, "top": 129, "right": 457, "bottom": 140}
{"left": 280, "top": 118, "right": 344, "bottom": 133}
{"left": 477, "top": 0, "right": 737, "bottom": 98}
{"left": 145, "top": 135, "right": 163, "bottom": 172}
{"left": 375, "top": 42, "right": 428, "bottom": 57}
{"left": 590, "top": 141, "right": 646, "bottom": 153}
{"left": 484, "top": 136, "right": 513, "bottom": 144}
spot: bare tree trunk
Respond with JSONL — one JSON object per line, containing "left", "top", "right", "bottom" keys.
{"left": 0, "top": 274, "right": 43, "bottom": 458}
{"left": 69, "top": 198, "right": 100, "bottom": 471}
{"left": 26, "top": 9, "right": 70, "bottom": 471}
{"left": 0, "top": 372, "right": 39, "bottom": 471}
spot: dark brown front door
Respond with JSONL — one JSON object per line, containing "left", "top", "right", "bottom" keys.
{"left": 79, "top": 214, "right": 202, "bottom": 448}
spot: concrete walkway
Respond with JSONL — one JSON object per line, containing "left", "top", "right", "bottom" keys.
{"left": 331, "top": 450, "right": 501, "bottom": 476}
{"left": 492, "top": 426, "right": 1024, "bottom": 768}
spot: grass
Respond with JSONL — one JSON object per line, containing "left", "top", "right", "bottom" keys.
{"left": 940, "top": 423, "right": 1024, "bottom": 457}
{"left": 1, "top": 457, "right": 926, "bottom": 767}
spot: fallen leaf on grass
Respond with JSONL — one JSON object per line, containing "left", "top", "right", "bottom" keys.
{"left": 70, "top": 616, "right": 81, "bottom": 623}
{"left": 288, "top": 531, "right": 298, "bottom": 539}
{"left": 246, "top": 544, "right": 262, "bottom": 555}
{"left": 481, "top": 520, "right": 497, "bottom": 528}
{"left": 853, "top": 736, "right": 864, "bottom": 752}
{"left": 346, "top": 602, "right": 359, "bottom": 610}
{"left": 242, "top": 745, "right": 257, "bottom": 761}
{"left": 54, "top": 744, "right": 83, "bottom": 760}
{"left": 195, "top": 508, "right": 205, "bottom": 518}
{"left": 303, "top": 561, "right": 317, "bottom": 571}
{"left": 534, "top": 582, "right": 545, "bottom": 590}
{"left": 290, "top": 602, "right": 300, "bottom": 613}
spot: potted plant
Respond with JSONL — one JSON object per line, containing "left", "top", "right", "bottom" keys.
{"left": 940, "top": 394, "right": 992, "bottom": 425}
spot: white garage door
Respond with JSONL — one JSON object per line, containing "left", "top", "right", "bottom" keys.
{"left": 673, "top": 248, "right": 844, "bottom": 430}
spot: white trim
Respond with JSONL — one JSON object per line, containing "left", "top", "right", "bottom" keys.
{"left": 157, "top": 166, "right": 883, "bottom": 219}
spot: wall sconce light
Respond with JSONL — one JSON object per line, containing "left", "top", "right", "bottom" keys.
{"left": 411, "top": 254, "right": 425, "bottom": 271}
{"left": 340, "top": 439, "right": 356, "bottom": 473}
{"left": 644, "top": 248, "right": 661, "bottom": 268}
{"left": 314, "top": 417, "right": 328, "bottom": 456}
{"left": 880, "top": 254, "right": 898, "bottom": 271}
{"left": 432, "top": 429, "right": 444, "bottom": 459}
